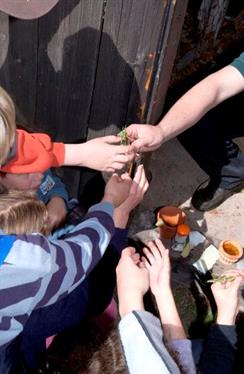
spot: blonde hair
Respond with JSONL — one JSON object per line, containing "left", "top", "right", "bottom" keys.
{"left": 0, "top": 86, "right": 16, "bottom": 166}
{"left": 0, "top": 189, "right": 50, "bottom": 235}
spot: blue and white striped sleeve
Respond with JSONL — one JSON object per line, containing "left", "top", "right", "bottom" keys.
{"left": 0, "top": 201, "right": 114, "bottom": 347}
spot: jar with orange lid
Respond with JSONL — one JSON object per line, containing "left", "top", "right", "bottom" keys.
{"left": 156, "top": 205, "right": 186, "bottom": 240}
{"left": 172, "top": 223, "right": 190, "bottom": 252}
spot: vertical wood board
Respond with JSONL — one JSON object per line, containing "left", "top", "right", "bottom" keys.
{"left": 88, "top": 0, "right": 171, "bottom": 139}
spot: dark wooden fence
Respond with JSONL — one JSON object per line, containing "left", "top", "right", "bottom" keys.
{"left": 0, "top": 0, "right": 188, "bottom": 199}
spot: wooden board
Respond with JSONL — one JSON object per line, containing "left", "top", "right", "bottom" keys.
{"left": 0, "top": 0, "right": 188, "bottom": 198}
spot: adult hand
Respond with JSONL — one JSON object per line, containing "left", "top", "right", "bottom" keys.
{"left": 142, "top": 239, "right": 171, "bottom": 297}
{"left": 82, "top": 135, "right": 136, "bottom": 172}
{"left": 46, "top": 196, "right": 67, "bottom": 231}
{"left": 103, "top": 172, "right": 132, "bottom": 208}
{"left": 211, "top": 270, "right": 244, "bottom": 325}
{"left": 113, "top": 164, "right": 149, "bottom": 228}
{"left": 126, "top": 124, "right": 164, "bottom": 152}
{"left": 116, "top": 247, "right": 149, "bottom": 317}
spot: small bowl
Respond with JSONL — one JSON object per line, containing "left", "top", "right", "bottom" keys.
{"left": 218, "top": 240, "right": 243, "bottom": 265}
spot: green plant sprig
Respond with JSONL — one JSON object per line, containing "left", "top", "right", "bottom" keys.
{"left": 118, "top": 128, "right": 133, "bottom": 175}
{"left": 207, "top": 274, "right": 236, "bottom": 284}
{"left": 118, "top": 128, "right": 130, "bottom": 145}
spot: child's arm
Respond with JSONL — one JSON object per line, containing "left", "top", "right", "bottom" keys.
{"left": 0, "top": 130, "right": 135, "bottom": 174}
{"left": 198, "top": 270, "right": 244, "bottom": 374}
{"left": 116, "top": 247, "right": 149, "bottom": 317}
{"left": 143, "top": 239, "right": 186, "bottom": 341}
{"left": 38, "top": 169, "right": 69, "bottom": 231}
{"left": 113, "top": 164, "right": 149, "bottom": 229}
{"left": 46, "top": 196, "right": 67, "bottom": 230}
{"left": 63, "top": 136, "right": 135, "bottom": 173}
{"left": 0, "top": 172, "right": 132, "bottom": 347}
{"left": 143, "top": 240, "right": 196, "bottom": 373}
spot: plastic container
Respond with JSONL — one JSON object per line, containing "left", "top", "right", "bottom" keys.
{"left": 172, "top": 224, "right": 190, "bottom": 252}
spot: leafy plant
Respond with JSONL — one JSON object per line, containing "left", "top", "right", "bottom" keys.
{"left": 118, "top": 128, "right": 130, "bottom": 145}
{"left": 118, "top": 128, "right": 133, "bottom": 175}
{"left": 207, "top": 273, "right": 236, "bottom": 284}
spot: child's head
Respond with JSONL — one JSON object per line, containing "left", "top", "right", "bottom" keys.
{"left": 0, "top": 87, "right": 16, "bottom": 166}
{"left": 0, "top": 189, "right": 50, "bottom": 235}
{"left": 0, "top": 172, "right": 43, "bottom": 191}
{"left": 86, "top": 329, "right": 128, "bottom": 374}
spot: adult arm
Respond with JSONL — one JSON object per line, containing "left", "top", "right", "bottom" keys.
{"left": 157, "top": 65, "right": 244, "bottom": 143}
{"left": 127, "top": 53, "right": 244, "bottom": 152}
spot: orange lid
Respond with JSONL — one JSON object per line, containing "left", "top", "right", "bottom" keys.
{"left": 176, "top": 224, "right": 190, "bottom": 236}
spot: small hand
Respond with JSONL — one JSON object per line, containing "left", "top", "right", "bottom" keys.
{"left": 142, "top": 239, "right": 171, "bottom": 296}
{"left": 47, "top": 196, "right": 67, "bottom": 231}
{"left": 113, "top": 164, "right": 149, "bottom": 227}
{"left": 83, "top": 136, "right": 136, "bottom": 172}
{"left": 103, "top": 172, "right": 132, "bottom": 208}
{"left": 211, "top": 269, "right": 244, "bottom": 325}
{"left": 116, "top": 247, "right": 149, "bottom": 317}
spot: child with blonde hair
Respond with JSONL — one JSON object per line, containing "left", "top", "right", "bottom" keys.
{"left": 0, "top": 165, "right": 149, "bottom": 372}
{"left": 0, "top": 189, "right": 49, "bottom": 235}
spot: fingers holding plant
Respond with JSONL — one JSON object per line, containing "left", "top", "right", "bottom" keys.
{"left": 211, "top": 269, "right": 244, "bottom": 325}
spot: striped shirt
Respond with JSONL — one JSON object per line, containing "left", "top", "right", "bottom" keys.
{"left": 0, "top": 202, "right": 114, "bottom": 348}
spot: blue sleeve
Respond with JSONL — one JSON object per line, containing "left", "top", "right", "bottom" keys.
{"left": 168, "top": 339, "right": 196, "bottom": 374}
{"left": 110, "top": 227, "right": 128, "bottom": 255}
{"left": 37, "top": 169, "right": 69, "bottom": 206}
{"left": 198, "top": 324, "right": 236, "bottom": 374}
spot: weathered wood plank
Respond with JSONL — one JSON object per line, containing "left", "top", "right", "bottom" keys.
{"left": 0, "top": 14, "right": 38, "bottom": 125}
{"left": 0, "top": 0, "right": 188, "bottom": 199}
{"left": 35, "top": 0, "right": 104, "bottom": 142}
{"left": 88, "top": 0, "right": 170, "bottom": 138}
{"left": 147, "top": 0, "right": 189, "bottom": 124}
{"left": 34, "top": 0, "right": 105, "bottom": 196}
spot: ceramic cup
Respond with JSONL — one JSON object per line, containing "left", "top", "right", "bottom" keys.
{"left": 218, "top": 240, "right": 243, "bottom": 265}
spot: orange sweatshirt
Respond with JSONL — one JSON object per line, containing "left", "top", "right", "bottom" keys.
{"left": 0, "top": 129, "right": 65, "bottom": 173}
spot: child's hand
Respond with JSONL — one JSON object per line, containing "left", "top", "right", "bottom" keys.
{"left": 116, "top": 247, "right": 149, "bottom": 317}
{"left": 82, "top": 136, "right": 136, "bottom": 173}
{"left": 211, "top": 269, "right": 244, "bottom": 325}
{"left": 47, "top": 196, "right": 67, "bottom": 231}
{"left": 103, "top": 172, "right": 132, "bottom": 208}
{"left": 113, "top": 164, "right": 149, "bottom": 228}
{"left": 142, "top": 239, "right": 171, "bottom": 297}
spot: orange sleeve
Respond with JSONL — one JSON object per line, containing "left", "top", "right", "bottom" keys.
{"left": 0, "top": 129, "right": 65, "bottom": 173}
